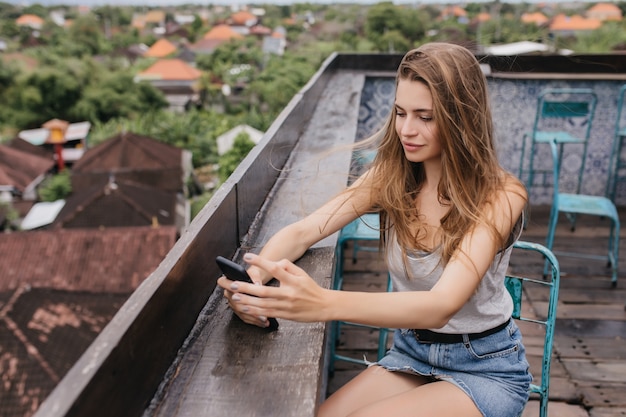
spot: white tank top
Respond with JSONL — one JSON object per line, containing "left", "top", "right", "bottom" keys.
{"left": 385, "top": 223, "right": 520, "bottom": 334}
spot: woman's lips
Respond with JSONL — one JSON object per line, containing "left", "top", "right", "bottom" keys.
{"left": 402, "top": 142, "right": 424, "bottom": 152}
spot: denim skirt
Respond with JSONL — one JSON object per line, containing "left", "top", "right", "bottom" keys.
{"left": 376, "top": 319, "right": 532, "bottom": 417}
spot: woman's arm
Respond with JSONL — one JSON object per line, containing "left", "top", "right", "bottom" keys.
{"left": 218, "top": 170, "right": 377, "bottom": 327}
{"left": 243, "top": 169, "right": 378, "bottom": 285}
{"left": 225, "top": 176, "right": 527, "bottom": 330}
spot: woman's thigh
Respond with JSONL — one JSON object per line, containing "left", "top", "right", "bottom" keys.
{"left": 318, "top": 366, "right": 481, "bottom": 417}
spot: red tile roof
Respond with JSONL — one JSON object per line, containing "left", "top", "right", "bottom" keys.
{"left": 550, "top": 14, "right": 602, "bottom": 31}
{"left": 16, "top": 14, "right": 44, "bottom": 27}
{"left": 521, "top": 12, "right": 549, "bottom": 25}
{"left": 136, "top": 58, "right": 202, "bottom": 81}
{"left": 203, "top": 24, "right": 244, "bottom": 40}
{"left": 0, "top": 226, "right": 177, "bottom": 293}
{"left": 144, "top": 38, "right": 178, "bottom": 58}
{"left": 586, "top": 2, "right": 622, "bottom": 21}
{"left": 230, "top": 10, "right": 256, "bottom": 26}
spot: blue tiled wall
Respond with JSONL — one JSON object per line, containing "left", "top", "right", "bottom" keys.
{"left": 357, "top": 76, "right": 626, "bottom": 205}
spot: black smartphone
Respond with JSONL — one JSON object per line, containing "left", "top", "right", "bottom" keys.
{"left": 216, "top": 256, "right": 279, "bottom": 331}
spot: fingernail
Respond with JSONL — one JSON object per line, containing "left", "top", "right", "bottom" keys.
{"left": 241, "top": 306, "right": 249, "bottom": 312}
{"left": 258, "top": 316, "right": 267, "bottom": 322}
{"left": 230, "top": 282, "right": 239, "bottom": 291}
{"left": 243, "top": 253, "right": 254, "bottom": 261}
{"left": 232, "top": 294, "right": 241, "bottom": 301}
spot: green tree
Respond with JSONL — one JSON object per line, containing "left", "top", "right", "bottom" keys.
{"left": 218, "top": 133, "right": 256, "bottom": 182}
{"left": 67, "top": 14, "right": 107, "bottom": 55}
{"left": 38, "top": 171, "right": 72, "bottom": 202}
{"left": 72, "top": 71, "right": 167, "bottom": 123}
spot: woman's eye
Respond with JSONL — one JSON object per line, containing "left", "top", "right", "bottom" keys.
{"left": 395, "top": 111, "right": 406, "bottom": 118}
{"left": 420, "top": 116, "right": 433, "bottom": 122}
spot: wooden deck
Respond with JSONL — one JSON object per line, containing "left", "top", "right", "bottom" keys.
{"left": 327, "top": 204, "right": 626, "bottom": 417}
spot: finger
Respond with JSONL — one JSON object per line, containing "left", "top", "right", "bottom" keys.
{"left": 243, "top": 253, "right": 302, "bottom": 283}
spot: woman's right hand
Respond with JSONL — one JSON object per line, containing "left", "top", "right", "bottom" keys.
{"left": 218, "top": 269, "right": 272, "bottom": 328}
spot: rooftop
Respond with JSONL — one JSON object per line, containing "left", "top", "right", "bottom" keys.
{"left": 29, "top": 51, "right": 626, "bottom": 417}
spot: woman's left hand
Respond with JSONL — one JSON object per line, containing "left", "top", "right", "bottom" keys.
{"left": 216, "top": 253, "right": 331, "bottom": 323}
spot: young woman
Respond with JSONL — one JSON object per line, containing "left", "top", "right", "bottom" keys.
{"left": 218, "top": 42, "right": 531, "bottom": 417}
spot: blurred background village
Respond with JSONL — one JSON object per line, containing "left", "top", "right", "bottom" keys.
{"left": 1, "top": 1, "right": 626, "bottom": 416}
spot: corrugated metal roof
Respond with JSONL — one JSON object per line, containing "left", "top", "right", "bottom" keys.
{"left": 21, "top": 200, "right": 66, "bottom": 230}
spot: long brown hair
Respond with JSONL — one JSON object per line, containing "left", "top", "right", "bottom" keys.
{"left": 364, "top": 42, "right": 521, "bottom": 264}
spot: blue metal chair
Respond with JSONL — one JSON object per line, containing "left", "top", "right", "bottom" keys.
{"left": 519, "top": 88, "right": 597, "bottom": 195}
{"left": 329, "top": 213, "right": 391, "bottom": 372}
{"left": 507, "top": 241, "right": 560, "bottom": 417}
{"left": 546, "top": 139, "right": 620, "bottom": 287}
{"left": 607, "top": 84, "right": 626, "bottom": 202}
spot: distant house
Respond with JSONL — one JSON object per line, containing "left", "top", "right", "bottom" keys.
{"left": 439, "top": 6, "right": 468, "bottom": 24}
{"left": 217, "top": 124, "right": 264, "bottom": 155}
{"left": 16, "top": 14, "right": 44, "bottom": 30}
{"left": 191, "top": 24, "right": 244, "bottom": 55}
{"left": 550, "top": 14, "right": 602, "bottom": 36}
{"left": 0, "top": 141, "right": 55, "bottom": 203}
{"left": 71, "top": 131, "right": 193, "bottom": 195}
{"left": 144, "top": 38, "right": 178, "bottom": 58}
{"left": 262, "top": 29, "right": 287, "bottom": 56}
{"left": 68, "top": 132, "right": 196, "bottom": 233}
{"left": 521, "top": 12, "right": 549, "bottom": 26}
{"left": 17, "top": 119, "right": 91, "bottom": 169}
{"left": 586, "top": 3, "right": 622, "bottom": 22}
{"left": 134, "top": 58, "right": 203, "bottom": 112}
{"left": 52, "top": 177, "right": 181, "bottom": 231}
{"left": 228, "top": 10, "right": 258, "bottom": 35}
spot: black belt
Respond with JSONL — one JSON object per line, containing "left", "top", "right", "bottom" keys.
{"left": 412, "top": 319, "right": 510, "bottom": 344}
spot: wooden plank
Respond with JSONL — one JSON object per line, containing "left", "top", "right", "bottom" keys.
{"left": 576, "top": 383, "right": 626, "bottom": 408}
{"left": 590, "top": 407, "right": 626, "bottom": 417}
{"left": 555, "top": 336, "right": 626, "bottom": 360}
{"left": 561, "top": 359, "right": 626, "bottom": 384}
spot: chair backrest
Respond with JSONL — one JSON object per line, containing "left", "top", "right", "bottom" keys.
{"left": 533, "top": 88, "right": 597, "bottom": 195}
{"left": 534, "top": 88, "right": 597, "bottom": 133}
{"left": 506, "top": 240, "right": 560, "bottom": 417}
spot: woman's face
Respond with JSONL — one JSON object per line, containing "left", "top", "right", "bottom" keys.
{"left": 394, "top": 79, "right": 441, "bottom": 164}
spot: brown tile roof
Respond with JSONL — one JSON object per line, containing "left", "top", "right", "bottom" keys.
{"left": 144, "top": 38, "right": 178, "bottom": 58}
{"left": 53, "top": 178, "right": 178, "bottom": 229}
{"left": 203, "top": 24, "right": 244, "bottom": 40}
{"left": 0, "top": 226, "right": 177, "bottom": 293}
{"left": 0, "top": 286, "right": 128, "bottom": 417}
{"left": 0, "top": 143, "right": 55, "bottom": 194}
{"left": 136, "top": 58, "right": 202, "bottom": 81}
{"left": 70, "top": 132, "right": 184, "bottom": 193}
{"left": 6, "top": 137, "right": 52, "bottom": 159}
